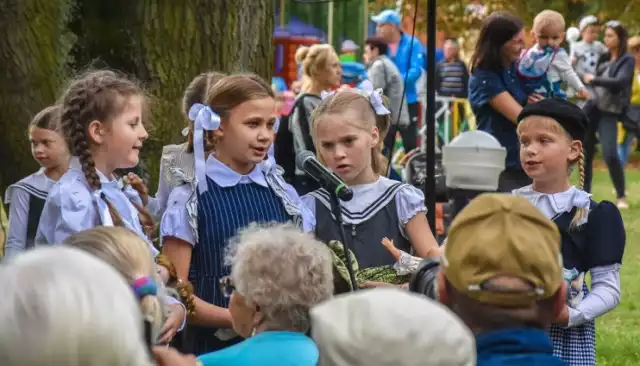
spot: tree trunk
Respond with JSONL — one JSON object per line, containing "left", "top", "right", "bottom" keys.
{"left": 0, "top": 0, "right": 74, "bottom": 199}
{"left": 133, "top": 0, "right": 275, "bottom": 190}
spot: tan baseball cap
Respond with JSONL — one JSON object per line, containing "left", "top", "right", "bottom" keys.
{"left": 442, "top": 194, "right": 563, "bottom": 307}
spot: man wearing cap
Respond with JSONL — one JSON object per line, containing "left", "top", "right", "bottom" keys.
{"left": 437, "top": 194, "right": 567, "bottom": 365}
{"left": 372, "top": 9, "right": 425, "bottom": 153}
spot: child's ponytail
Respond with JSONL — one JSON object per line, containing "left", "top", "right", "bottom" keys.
{"left": 63, "top": 226, "right": 166, "bottom": 339}
{"left": 133, "top": 276, "right": 165, "bottom": 337}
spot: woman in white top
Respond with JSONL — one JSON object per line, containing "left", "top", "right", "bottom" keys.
{"left": 4, "top": 105, "right": 70, "bottom": 259}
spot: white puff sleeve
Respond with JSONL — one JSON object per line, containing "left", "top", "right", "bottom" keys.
{"left": 300, "top": 193, "right": 317, "bottom": 232}
{"left": 4, "top": 187, "right": 30, "bottom": 259}
{"left": 395, "top": 184, "right": 427, "bottom": 226}
{"left": 35, "top": 178, "right": 98, "bottom": 245}
{"left": 160, "top": 185, "right": 196, "bottom": 247}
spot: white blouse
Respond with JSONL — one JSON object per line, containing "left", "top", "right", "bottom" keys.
{"left": 301, "top": 176, "right": 426, "bottom": 236}
{"left": 35, "top": 157, "right": 157, "bottom": 256}
{"left": 34, "top": 157, "right": 185, "bottom": 329}
{"left": 160, "top": 155, "right": 314, "bottom": 246}
{"left": 513, "top": 185, "right": 621, "bottom": 327}
{"left": 4, "top": 169, "right": 55, "bottom": 259}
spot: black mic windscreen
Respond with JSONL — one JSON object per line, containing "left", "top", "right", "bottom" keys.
{"left": 295, "top": 150, "right": 316, "bottom": 170}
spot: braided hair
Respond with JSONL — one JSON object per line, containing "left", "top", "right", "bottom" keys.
{"left": 59, "top": 70, "right": 152, "bottom": 232}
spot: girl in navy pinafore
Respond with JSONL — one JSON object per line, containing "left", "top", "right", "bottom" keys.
{"left": 160, "top": 74, "right": 313, "bottom": 356}
{"left": 301, "top": 85, "right": 440, "bottom": 290}
{"left": 513, "top": 98, "right": 625, "bottom": 366}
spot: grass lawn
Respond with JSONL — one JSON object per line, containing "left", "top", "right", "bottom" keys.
{"left": 0, "top": 168, "right": 638, "bottom": 363}
{"left": 592, "top": 169, "right": 640, "bottom": 365}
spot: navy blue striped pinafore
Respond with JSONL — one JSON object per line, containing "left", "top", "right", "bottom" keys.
{"left": 188, "top": 177, "right": 291, "bottom": 355}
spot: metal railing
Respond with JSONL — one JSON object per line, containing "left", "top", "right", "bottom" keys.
{"left": 391, "top": 95, "right": 474, "bottom": 171}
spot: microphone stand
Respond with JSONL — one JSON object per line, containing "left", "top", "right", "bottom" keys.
{"left": 329, "top": 192, "right": 359, "bottom": 292}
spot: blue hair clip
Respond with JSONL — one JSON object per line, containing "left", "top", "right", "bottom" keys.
{"left": 132, "top": 276, "right": 158, "bottom": 300}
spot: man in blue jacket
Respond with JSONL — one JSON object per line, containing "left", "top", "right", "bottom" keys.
{"left": 372, "top": 9, "right": 424, "bottom": 153}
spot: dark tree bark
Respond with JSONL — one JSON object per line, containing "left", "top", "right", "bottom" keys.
{"left": 132, "top": 0, "right": 275, "bottom": 191}
{"left": 0, "top": 0, "right": 74, "bottom": 199}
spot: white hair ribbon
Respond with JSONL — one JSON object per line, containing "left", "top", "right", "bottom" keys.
{"left": 188, "top": 103, "right": 221, "bottom": 194}
{"left": 358, "top": 80, "right": 391, "bottom": 116}
{"left": 93, "top": 190, "right": 114, "bottom": 227}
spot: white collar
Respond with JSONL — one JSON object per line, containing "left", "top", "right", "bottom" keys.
{"left": 204, "top": 155, "right": 269, "bottom": 188}
{"left": 513, "top": 185, "right": 591, "bottom": 215}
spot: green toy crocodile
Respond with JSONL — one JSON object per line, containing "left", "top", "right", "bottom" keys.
{"left": 327, "top": 240, "right": 417, "bottom": 292}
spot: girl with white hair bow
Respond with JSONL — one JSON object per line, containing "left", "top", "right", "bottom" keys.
{"left": 159, "top": 73, "right": 313, "bottom": 356}
{"left": 302, "top": 84, "right": 440, "bottom": 292}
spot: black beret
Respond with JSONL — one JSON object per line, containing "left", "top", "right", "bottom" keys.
{"left": 517, "top": 98, "right": 588, "bottom": 142}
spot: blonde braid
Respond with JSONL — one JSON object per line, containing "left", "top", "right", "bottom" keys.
{"left": 570, "top": 151, "right": 587, "bottom": 228}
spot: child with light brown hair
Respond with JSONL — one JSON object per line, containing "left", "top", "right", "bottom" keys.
{"left": 518, "top": 10, "right": 588, "bottom": 99}
{"left": 63, "top": 226, "right": 187, "bottom": 345}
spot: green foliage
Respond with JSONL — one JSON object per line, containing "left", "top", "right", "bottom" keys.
{"left": 0, "top": 0, "right": 75, "bottom": 197}
{"left": 286, "top": 0, "right": 367, "bottom": 59}
{"left": 128, "top": 0, "right": 274, "bottom": 191}
{"left": 369, "top": 0, "right": 640, "bottom": 37}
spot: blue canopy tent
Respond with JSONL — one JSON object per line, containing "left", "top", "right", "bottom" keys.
{"left": 273, "top": 16, "right": 327, "bottom": 89}
{"left": 273, "top": 16, "right": 327, "bottom": 40}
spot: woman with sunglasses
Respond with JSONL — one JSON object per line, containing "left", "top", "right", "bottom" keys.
{"left": 196, "top": 224, "right": 334, "bottom": 366}
{"left": 583, "top": 20, "right": 636, "bottom": 209}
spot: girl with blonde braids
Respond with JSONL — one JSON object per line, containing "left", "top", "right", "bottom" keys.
{"left": 513, "top": 98, "right": 625, "bottom": 364}
{"left": 301, "top": 85, "right": 440, "bottom": 290}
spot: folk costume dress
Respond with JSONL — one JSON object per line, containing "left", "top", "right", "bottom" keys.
{"left": 514, "top": 185, "right": 625, "bottom": 366}
{"left": 4, "top": 168, "right": 56, "bottom": 259}
{"left": 160, "top": 154, "right": 313, "bottom": 355}
{"left": 301, "top": 176, "right": 425, "bottom": 291}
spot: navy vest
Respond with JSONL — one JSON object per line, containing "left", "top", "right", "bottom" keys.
{"left": 188, "top": 177, "right": 290, "bottom": 355}
{"left": 8, "top": 182, "right": 48, "bottom": 249}
{"left": 310, "top": 183, "right": 412, "bottom": 269}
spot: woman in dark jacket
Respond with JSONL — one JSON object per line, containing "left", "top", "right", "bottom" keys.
{"left": 583, "top": 21, "right": 635, "bottom": 208}
{"left": 468, "top": 12, "right": 542, "bottom": 192}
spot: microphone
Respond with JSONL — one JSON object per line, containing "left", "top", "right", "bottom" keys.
{"left": 295, "top": 150, "right": 354, "bottom": 201}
